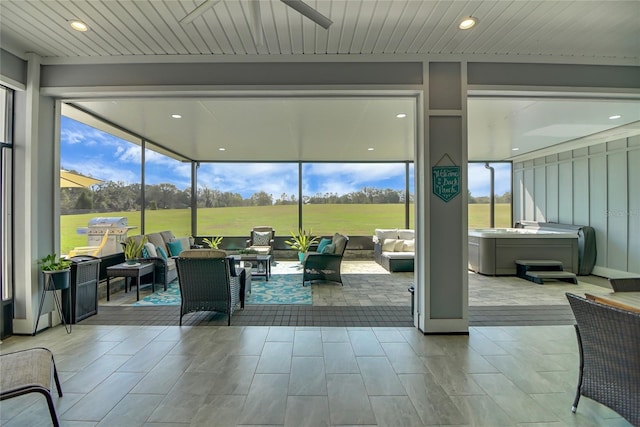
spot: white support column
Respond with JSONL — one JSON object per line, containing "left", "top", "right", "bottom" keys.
{"left": 417, "top": 61, "right": 469, "bottom": 334}
{"left": 12, "top": 53, "right": 57, "bottom": 334}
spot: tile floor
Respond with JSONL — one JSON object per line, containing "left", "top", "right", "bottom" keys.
{"left": 93, "top": 261, "right": 610, "bottom": 327}
{"left": 2, "top": 261, "right": 625, "bottom": 426}
{"left": 0, "top": 323, "right": 632, "bottom": 426}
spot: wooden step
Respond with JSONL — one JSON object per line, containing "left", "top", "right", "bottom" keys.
{"left": 524, "top": 270, "right": 578, "bottom": 285}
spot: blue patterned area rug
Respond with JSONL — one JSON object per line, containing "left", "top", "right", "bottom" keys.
{"left": 132, "top": 273, "right": 310, "bottom": 306}
{"left": 246, "top": 274, "right": 310, "bottom": 305}
{"left": 133, "top": 281, "right": 180, "bottom": 306}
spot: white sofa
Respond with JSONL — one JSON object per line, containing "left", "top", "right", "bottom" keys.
{"left": 373, "top": 229, "right": 415, "bottom": 272}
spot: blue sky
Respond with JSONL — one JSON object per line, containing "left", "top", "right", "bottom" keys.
{"left": 61, "top": 116, "right": 510, "bottom": 198}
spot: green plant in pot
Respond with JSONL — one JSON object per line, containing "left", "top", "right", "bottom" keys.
{"left": 202, "top": 236, "right": 223, "bottom": 249}
{"left": 39, "top": 253, "right": 72, "bottom": 290}
{"left": 285, "top": 229, "right": 320, "bottom": 263}
{"left": 123, "top": 237, "right": 147, "bottom": 264}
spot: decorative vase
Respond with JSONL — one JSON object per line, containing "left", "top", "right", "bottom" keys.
{"left": 298, "top": 251, "right": 305, "bottom": 263}
{"left": 125, "top": 259, "right": 137, "bottom": 265}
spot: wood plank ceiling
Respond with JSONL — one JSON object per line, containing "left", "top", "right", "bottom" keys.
{"left": 1, "top": 1, "right": 638, "bottom": 162}
{"left": 1, "top": 0, "right": 638, "bottom": 59}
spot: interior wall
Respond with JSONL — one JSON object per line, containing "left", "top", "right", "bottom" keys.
{"left": 513, "top": 134, "right": 640, "bottom": 276}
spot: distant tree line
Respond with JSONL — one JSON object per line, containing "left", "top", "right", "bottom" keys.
{"left": 61, "top": 180, "right": 506, "bottom": 214}
{"left": 468, "top": 190, "right": 511, "bottom": 204}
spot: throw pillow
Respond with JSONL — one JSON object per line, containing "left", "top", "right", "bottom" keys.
{"left": 397, "top": 229, "right": 414, "bottom": 240}
{"left": 403, "top": 239, "right": 415, "bottom": 252}
{"left": 394, "top": 239, "right": 405, "bottom": 251}
{"left": 141, "top": 245, "right": 150, "bottom": 258}
{"left": 144, "top": 242, "right": 157, "bottom": 258}
{"left": 167, "top": 240, "right": 183, "bottom": 256}
{"left": 253, "top": 231, "right": 271, "bottom": 246}
{"left": 332, "top": 233, "right": 348, "bottom": 254}
{"left": 316, "top": 238, "right": 332, "bottom": 253}
{"left": 374, "top": 228, "right": 398, "bottom": 243}
{"left": 382, "top": 238, "right": 398, "bottom": 252}
{"left": 156, "top": 245, "right": 168, "bottom": 260}
{"left": 321, "top": 243, "right": 336, "bottom": 254}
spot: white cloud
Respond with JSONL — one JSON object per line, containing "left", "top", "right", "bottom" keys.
{"left": 305, "top": 163, "right": 405, "bottom": 186}
{"left": 117, "top": 145, "right": 142, "bottom": 162}
{"left": 468, "top": 163, "right": 511, "bottom": 197}
{"left": 197, "top": 163, "right": 298, "bottom": 196}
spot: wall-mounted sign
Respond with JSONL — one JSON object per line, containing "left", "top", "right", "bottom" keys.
{"left": 432, "top": 154, "right": 460, "bottom": 202}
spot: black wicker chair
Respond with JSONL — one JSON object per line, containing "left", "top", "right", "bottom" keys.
{"left": 608, "top": 277, "right": 640, "bottom": 292}
{"left": 175, "top": 249, "right": 242, "bottom": 326}
{"left": 565, "top": 292, "right": 640, "bottom": 426}
{"left": 302, "top": 233, "right": 349, "bottom": 286}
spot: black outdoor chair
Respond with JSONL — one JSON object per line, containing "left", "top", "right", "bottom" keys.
{"left": 565, "top": 292, "right": 640, "bottom": 426}
{"left": 302, "top": 233, "right": 349, "bottom": 286}
{"left": 608, "top": 277, "right": 640, "bottom": 292}
{"left": 175, "top": 249, "right": 242, "bottom": 325}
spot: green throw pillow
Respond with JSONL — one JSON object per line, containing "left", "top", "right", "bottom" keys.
{"left": 167, "top": 240, "right": 183, "bottom": 256}
{"left": 316, "top": 238, "right": 332, "bottom": 253}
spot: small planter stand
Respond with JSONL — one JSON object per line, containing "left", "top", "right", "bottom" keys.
{"left": 33, "top": 270, "right": 72, "bottom": 335}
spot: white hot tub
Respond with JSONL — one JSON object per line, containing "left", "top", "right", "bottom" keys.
{"left": 468, "top": 228, "right": 579, "bottom": 275}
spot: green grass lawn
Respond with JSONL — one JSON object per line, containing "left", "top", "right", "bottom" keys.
{"left": 60, "top": 203, "right": 511, "bottom": 253}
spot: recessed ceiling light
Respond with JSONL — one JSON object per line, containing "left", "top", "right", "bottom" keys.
{"left": 171, "top": 114, "right": 182, "bottom": 119}
{"left": 609, "top": 115, "right": 621, "bottom": 120}
{"left": 459, "top": 16, "right": 477, "bottom": 30}
{"left": 512, "top": 147, "right": 520, "bottom": 151}
{"left": 396, "top": 113, "right": 407, "bottom": 118}
{"left": 367, "top": 147, "right": 375, "bottom": 151}
{"left": 218, "top": 147, "right": 226, "bottom": 151}
{"left": 69, "top": 20, "right": 89, "bottom": 32}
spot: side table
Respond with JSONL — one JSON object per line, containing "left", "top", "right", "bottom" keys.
{"left": 106, "top": 262, "right": 155, "bottom": 302}
{"left": 230, "top": 254, "right": 272, "bottom": 281}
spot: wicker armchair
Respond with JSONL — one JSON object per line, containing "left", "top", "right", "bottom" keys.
{"left": 302, "top": 233, "right": 349, "bottom": 286}
{"left": 246, "top": 226, "right": 275, "bottom": 255}
{"left": 175, "top": 249, "right": 242, "bottom": 326}
{"left": 608, "top": 277, "right": 640, "bottom": 292}
{"left": 565, "top": 292, "right": 640, "bottom": 426}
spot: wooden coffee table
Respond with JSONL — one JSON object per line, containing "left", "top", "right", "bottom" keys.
{"left": 106, "top": 262, "right": 155, "bottom": 301}
{"left": 230, "top": 254, "right": 272, "bottom": 281}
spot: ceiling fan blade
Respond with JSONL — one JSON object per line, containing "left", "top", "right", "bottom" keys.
{"left": 281, "top": 0, "right": 333, "bottom": 29}
{"left": 180, "top": 0, "right": 222, "bottom": 25}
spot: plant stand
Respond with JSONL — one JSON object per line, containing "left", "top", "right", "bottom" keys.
{"left": 33, "top": 271, "right": 71, "bottom": 335}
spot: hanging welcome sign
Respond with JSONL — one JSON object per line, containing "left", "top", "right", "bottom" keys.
{"left": 432, "top": 154, "right": 460, "bottom": 202}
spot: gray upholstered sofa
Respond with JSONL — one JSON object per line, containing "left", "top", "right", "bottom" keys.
{"left": 373, "top": 228, "right": 415, "bottom": 272}
{"left": 129, "top": 231, "right": 192, "bottom": 289}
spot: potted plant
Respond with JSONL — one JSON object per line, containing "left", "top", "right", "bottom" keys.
{"left": 285, "top": 229, "right": 320, "bottom": 262}
{"left": 39, "top": 253, "right": 72, "bottom": 290}
{"left": 123, "top": 237, "right": 147, "bottom": 264}
{"left": 202, "top": 236, "right": 223, "bottom": 249}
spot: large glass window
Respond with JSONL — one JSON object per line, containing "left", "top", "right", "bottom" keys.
{"left": 302, "top": 163, "right": 408, "bottom": 236}
{"left": 196, "top": 162, "right": 299, "bottom": 238}
{"left": 144, "top": 143, "right": 191, "bottom": 236}
{"left": 468, "top": 162, "right": 512, "bottom": 228}
{"left": 60, "top": 116, "right": 142, "bottom": 255}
